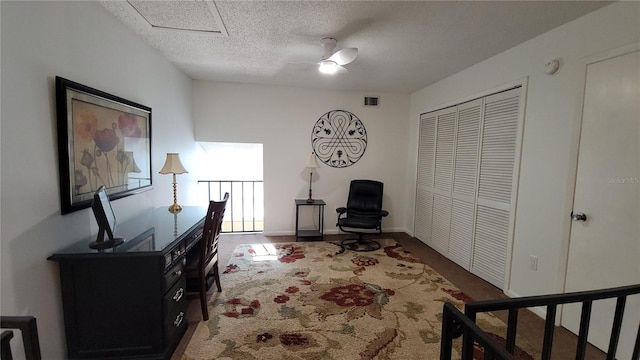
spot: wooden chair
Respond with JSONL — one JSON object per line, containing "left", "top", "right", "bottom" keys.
{"left": 0, "top": 316, "right": 41, "bottom": 360}
{"left": 186, "top": 193, "right": 228, "bottom": 321}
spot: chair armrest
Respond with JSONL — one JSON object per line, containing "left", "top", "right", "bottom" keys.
{"left": 336, "top": 207, "right": 347, "bottom": 215}
{"left": 380, "top": 210, "right": 389, "bottom": 217}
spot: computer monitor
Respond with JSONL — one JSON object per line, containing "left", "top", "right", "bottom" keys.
{"left": 90, "top": 186, "right": 124, "bottom": 250}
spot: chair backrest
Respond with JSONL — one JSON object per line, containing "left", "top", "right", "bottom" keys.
{"left": 0, "top": 316, "right": 41, "bottom": 360}
{"left": 346, "top": 180, "right": 384, "bottom": 217}
{"left": 201, "top": 192, "right": 229, "bottom": 265}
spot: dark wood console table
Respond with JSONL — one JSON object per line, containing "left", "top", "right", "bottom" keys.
{"left": 48, "top": 206, "right": 207, "bottom": 360}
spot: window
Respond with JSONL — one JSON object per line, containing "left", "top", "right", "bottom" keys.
{"left": 198, "top": 142, "right": 264, "bottom": 232}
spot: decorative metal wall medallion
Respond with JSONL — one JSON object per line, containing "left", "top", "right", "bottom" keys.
{"left": 311, "top": 110, "right": 367, "bottom": 168}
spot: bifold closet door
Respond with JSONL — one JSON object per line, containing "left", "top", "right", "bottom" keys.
{"left": 415, "top": 87, "right": 522, "bottom": 289}
{"left": 431, "top": 109, "right": 456, "bottom": 253}
{"left": 448, "top": 99, "right": 482, "bottom": 269}
{"left": 415, "top": 107, "right": 457, "bottom": 254}
{"left": 414, "top": 113, "right": 435, "bottom": 243}
{"left": 470, "top": 87, "right": 521, "bottom": 288}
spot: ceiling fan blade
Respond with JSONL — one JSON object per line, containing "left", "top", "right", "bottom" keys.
{"left": 328, "top": 48, "right": 358, "bottom": 66}
{"left": 336, "top": 64, "right": 348, "bottom": 74}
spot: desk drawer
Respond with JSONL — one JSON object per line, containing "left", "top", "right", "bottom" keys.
{"left": 163, "top": 259, "right": 185, "bottom": 293}
{"left": 164, "top": 302, "right": 187, "bottom": 344}
{"left": 164, "top": 243, "right": 186, "bottom": 271}
{"left": 185, "top": 225, "right": 204, "bottom": 253}
{"left": 164, "top": 277, "right": 186, "bottom": 318}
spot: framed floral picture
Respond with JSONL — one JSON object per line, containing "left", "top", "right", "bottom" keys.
{"left": 56, "top": 77, "right": 152, "bottom": 214}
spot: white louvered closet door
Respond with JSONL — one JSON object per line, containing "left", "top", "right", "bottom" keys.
{"left": 448, "top": 99, "right": 482, "bottom": 269}
{"left": 414, "top": 113, "right": 436, "bottom": 243}
{"left": 471, "top": 87, "right": 522, "bottom": 288}
{"left": 415, "top": 86, "right": 523, "bottom": 290}
{"left": 431, "top": 108, "right": 457, "bottom": 253}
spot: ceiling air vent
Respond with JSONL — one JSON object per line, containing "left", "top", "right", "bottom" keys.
{"left": 364, "top": 96, "right": 379, "bottom": 107}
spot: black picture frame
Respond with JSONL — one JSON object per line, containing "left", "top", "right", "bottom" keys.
{"left": 56, "top": 76, "right": 152, "bottom": 214}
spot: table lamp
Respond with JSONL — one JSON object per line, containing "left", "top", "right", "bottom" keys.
{"left": 306, "top": 152, "right": 319, "bottom": 203}
{"left": 159, "top": 153, "right": 188, "bottom": 213}
{"left": 126, "top": 151, "right": 142, "bottom": 174}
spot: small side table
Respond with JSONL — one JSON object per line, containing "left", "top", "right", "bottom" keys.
{"left": 295, "top": 199, "right": 325, "bottom": 241}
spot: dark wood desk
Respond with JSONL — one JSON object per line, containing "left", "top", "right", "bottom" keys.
{"left": 48, "top": 206, "right": 207, "bottom": 360}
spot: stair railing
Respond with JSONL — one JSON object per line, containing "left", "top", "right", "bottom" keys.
{"left": 441, "top": 284, "right": 640, "bottom": 360}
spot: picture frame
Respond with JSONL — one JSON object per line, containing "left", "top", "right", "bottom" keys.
{"left": 56, "top": 76, "right": 152, "bottom": 214}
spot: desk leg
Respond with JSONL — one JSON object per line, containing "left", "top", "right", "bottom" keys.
{"left": 295, "top": 205, "right": 300, "bottom": 241}
{"left": 319, "top": 205, "right": 324, "bottom": 240}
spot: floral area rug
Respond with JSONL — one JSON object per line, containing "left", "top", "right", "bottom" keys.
{"left": 182, "top": 240, "right": 537, "bottom": 360}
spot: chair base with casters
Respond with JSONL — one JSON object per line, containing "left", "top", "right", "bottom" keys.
{"left": 185, "top": 193, "right": 228, "bottom": 321}
{"left": 336, "top": 211, "right": 389, "bottom": 252}
{"left": 337, "top": 230, "right": 382, "bottom": 252}
{"left": 336, "top": 180, "right": 389, "bottom": 252}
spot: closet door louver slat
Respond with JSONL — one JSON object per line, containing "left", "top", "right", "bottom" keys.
{"left": 449, "top": 198, "right": 474, "bottom": 268}
{"left": 431, "top": 193, "right": 451, "bottom": 253}
{"left": 434, "top": 110, "right": 456, "bottom": 192}
{"left": 477, "top": 90, "right": 520, "bottom": 205}
{"left": 414, "top": 188, "right": 433, "bottom": 243}
{"left": 453, "top": 101, "right": 481, "bottom": 198}
{"left": 417, "top": 114, "right": 436, "bottom": 188}
{"left": 472, "top": 205, "right": 510, "bottom": 288}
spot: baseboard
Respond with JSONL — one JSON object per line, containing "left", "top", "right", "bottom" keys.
{"left": 505, "top": 289, "right": 549, "bottom": 321}
{"left": 261, "top": 230, "right": 294, "bottom": 236}
{"left": 262, "top": 228, "right": 411, "bottom": 237}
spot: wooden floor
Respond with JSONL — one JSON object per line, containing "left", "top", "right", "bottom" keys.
{"left": 172, "top": 232, "right": 606, "bottom": 359}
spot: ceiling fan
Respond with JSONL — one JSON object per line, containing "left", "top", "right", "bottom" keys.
{"left": 318, "top": 37, "right": 358, "bottom": 75}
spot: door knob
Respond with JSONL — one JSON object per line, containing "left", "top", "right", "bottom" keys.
{"left": 571, "top": 212, "right": 587, "bottom": 222}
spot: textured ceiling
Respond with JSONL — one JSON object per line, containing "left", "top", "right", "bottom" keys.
{"left": 100, "top": 1, "right": 610, "bottom": 93}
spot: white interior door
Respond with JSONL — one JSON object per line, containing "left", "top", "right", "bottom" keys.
{"left": 562, "top": 46, "right": 640, "bottom": 359}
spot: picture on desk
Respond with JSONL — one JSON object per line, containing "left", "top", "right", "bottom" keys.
{"left": 89, "top": 186, "right": 125, "bottom": 250}
{"left": 56, "top": 76, "right": 153, "bottom": 214}
{"left": 121, "top": 230, "right": 155, "bottom": 252}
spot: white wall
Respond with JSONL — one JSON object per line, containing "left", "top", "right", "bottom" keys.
{"left": 1, "top": 2, "right": 196, "bottom": 358}
{"left": 409, "top": 1, "right": 640, "bottom": 299}
{"left": 3, "top": 1, "right": 637, "bottom": 358}
{"left": 193, "top": 81, "right": 411, "bottom": 235}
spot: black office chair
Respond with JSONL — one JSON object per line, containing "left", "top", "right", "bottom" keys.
{"left": 336, "top": 180, "right": 389, "bottom": 252}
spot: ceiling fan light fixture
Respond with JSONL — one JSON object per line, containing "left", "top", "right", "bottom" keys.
{"left": 319, "top": 60, "right": 338, "bottom": 74}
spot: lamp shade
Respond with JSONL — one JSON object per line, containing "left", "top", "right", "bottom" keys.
{"left": 159, "top": 153, "right": 188, "bottom": 175}
{"left": 126, "top": 151, "right": 142, "bottom": 173}
{"left": 306, "top": 153, "right": 320, "bottom": 169}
